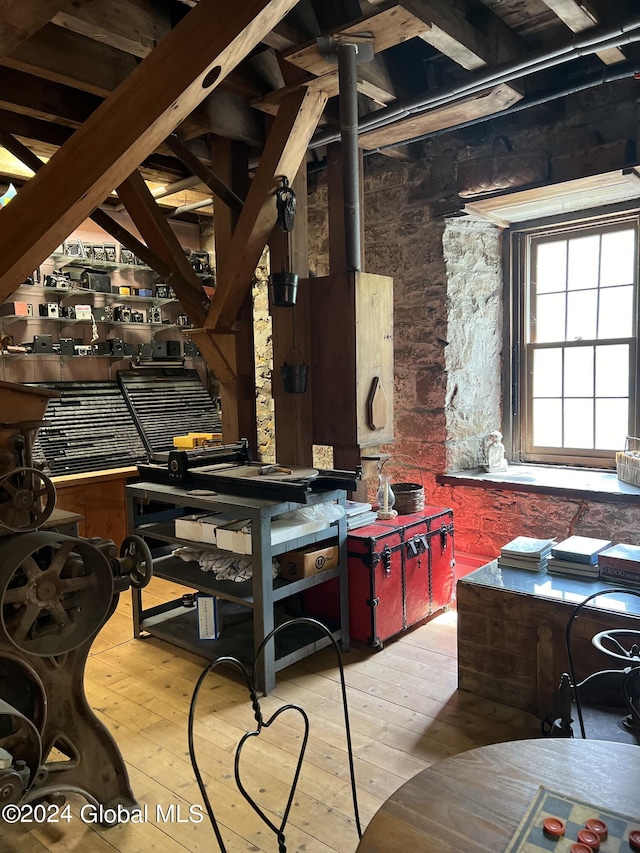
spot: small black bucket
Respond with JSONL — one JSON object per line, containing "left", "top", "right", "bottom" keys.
{"left": 280, "top": 348, "right": 308, "bottom": 393}
{"left": 269, "top": 271, "right": 298, "bottom": 308}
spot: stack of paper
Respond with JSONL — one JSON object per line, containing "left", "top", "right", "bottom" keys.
{"left": 345, "top": 500, "right": 378, "bottom": 531}
{"left": 497, "top": 536, "right": 556, "bottom": 570}
{"left": 547, "top": 535, "right": 612, "bottom": 579}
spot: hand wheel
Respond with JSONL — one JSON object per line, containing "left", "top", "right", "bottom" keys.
{"left": 119, "top": 536, "right": 153, "bottom": 589}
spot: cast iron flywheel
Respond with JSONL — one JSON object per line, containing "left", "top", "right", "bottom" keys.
{"left": 0, "top": 532, "right": 114, "bottom": 656}
{"left": 0, "top": 468, "right": 56, "bottom": 533}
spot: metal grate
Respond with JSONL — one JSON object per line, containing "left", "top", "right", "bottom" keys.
{"left": 118, "top": 368, "right": 222, "bottom": 454}
{"left": 31, "top": 382, "right": 147, "bottom": 476}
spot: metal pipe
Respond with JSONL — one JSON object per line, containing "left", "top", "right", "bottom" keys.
{"left": 338, "top": 41, "right": 362, "bottom": 272}
{"left": 374, "top": 62, "right": 640, "bottom": 152}
{"left": 151, "top": 175, "right": 203, "bottom": 199}
{"left": 165, "top": 198, "right": 213, "bottom": 218}
{"left": 311, "top": 14, "right": 640, "bottom": 150}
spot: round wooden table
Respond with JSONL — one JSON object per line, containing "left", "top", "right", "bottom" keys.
{"left": 356, "top": 739, "right": 640, "bottom": 852}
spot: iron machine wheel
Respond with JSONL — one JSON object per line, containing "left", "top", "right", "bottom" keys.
{"left": 0, "top": 532, "right": 114, "bottom": 656}
{"left": 0, "top": 468, "right": 56, "bottom": 533}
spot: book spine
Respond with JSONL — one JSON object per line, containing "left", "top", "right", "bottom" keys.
{"left": 598, "top": 554, "right": 640, "bottom": 572}
{"left": 599, "top": 565, "right": 640, "bottom": 585}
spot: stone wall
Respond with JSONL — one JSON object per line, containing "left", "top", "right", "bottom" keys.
{"left": 307, "top": 80, "right": 640, "bottom": 554}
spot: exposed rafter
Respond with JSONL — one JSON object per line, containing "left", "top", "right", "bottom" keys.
{"left": 0, "top": 0, "right": 72, "bottom": 59}
{"left": 539, "top": 0, "right": 626, "bottom": 64}
{"left": 0, "top": 0, "right": 301, "bottom": 302}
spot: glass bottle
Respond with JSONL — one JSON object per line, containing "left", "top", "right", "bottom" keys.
{"left": 376, "top": 473, "right": 395, "bottom": 514}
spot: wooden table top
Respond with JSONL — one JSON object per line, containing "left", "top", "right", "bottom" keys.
{"left": 356, "top": 738, "right": 640, "bottom": 852}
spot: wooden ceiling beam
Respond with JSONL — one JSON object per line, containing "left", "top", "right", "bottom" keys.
{"left": 0, "top": 67, "right": 100, "bottom": 127}
{"left": 284, "top": 4, "right": 431, "bottom": 78}
{"left": 0, "top": 0, "right": 301, "bottom": 302}
{"left": 399, "top": 0, "right": 523, "bottom": 70}
{"left": 117, "top": 170, "right": 210, "bottom": 326}
{"left": 359, "top": 82, "right": 523, "bottom": 149}
{"left": 538, "top": 0, "right": 626, "bottom": 64}
{"left": 0, "top": 0, "right": 73, "bottom": 60}
{"left": 53, "top": 0, "right": 169, "bottom": 59}
{"left": 206, "top": 86, "right": 328, "bottom": 329}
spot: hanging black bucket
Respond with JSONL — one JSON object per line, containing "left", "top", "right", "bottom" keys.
{"left": 269, "top": 271, "right": 298, "bottom": 308}
{"left": 280, "top": 347, "right": 308, "bottom": 394}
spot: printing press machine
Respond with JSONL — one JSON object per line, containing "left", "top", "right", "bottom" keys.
{"left": 0, "top": 381, "right": 153, "bottom": 823}
{"left": 138, "top": 438, "right": 361, "bottom": 502}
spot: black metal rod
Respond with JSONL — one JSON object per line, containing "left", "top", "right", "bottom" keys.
{"left": 338, "top": 41, "right": 362, "bottom": 273}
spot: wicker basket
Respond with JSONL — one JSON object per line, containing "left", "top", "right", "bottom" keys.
{"left": 616, "top": 436, "right": 640, "bottom": 487}
{"left": 393, "top": 482, "right": 425, "bottom": 514}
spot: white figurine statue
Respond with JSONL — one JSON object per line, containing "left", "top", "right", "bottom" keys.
{"left": 484, "top": 430, "right": 507, "bottom": 472}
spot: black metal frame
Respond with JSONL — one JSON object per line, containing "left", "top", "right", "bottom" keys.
{"left": 187, "top": 617, "right": 362, "bottom": 852}
{"left": 565, "top": 587, "right": 640, "bottom": 739}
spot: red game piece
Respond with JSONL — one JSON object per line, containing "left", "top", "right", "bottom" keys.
{"left": 543, "top": 817, "right": 565, "bottom": 837}
{"left": 630, "top": 829, "right": 640, "bottom": 851}
{"left": 577, "top": 828, "right": 600, "bottom": 850}
{"left": 570, "top": 845, "right": 593, "bottom": 853}
{"left": 585, "top": 818, "right": 608, "bottom": 841}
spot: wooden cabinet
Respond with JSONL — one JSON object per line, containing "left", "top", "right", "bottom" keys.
{"left": 53, "top": 467, "right": 137, "bottom": 543}
{"left": 126, "top": 481, "right": 349, "bottom": 693}
{"left": 310, "top": 271, "right": 394, "bottom": 448}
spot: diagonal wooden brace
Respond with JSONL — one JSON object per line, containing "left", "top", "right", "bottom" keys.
{"left": 0, "top": 0, "right": 301, "bottom": 302}
{"left": 205, "top": 86, "right": 328, "bottom": 330}
{"left": 117, "top": 169, "right": 210, "bottom": 327}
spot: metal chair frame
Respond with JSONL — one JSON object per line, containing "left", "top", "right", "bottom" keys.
{"left": 187, "top": 617, "right": 362, "bottom": 852}
{"left": 565, "top": 587, "right": 640, "bottom": 739}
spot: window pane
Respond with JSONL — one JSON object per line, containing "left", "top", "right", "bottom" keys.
{"left": 567, "top": 234, "right": 599, "bottom": 291}
{"left": 533, "top": 399, "right": 562, "bottom": 446}
{"left": 595, "top": 344, "right": 629, "bottom": 397}
{"left": 564, "top": 346, "right": 593, "bottom": 397}
{"left": 567, "top": 290, "right": 597, "bottom": 341}
{"left": 535, "top": 240, "right": 567, "bottom": 294}
{"left": 600, "top": 229, "right": 635, "bottom": 287}
{"left": 535, "top": 293, "right": 566, "bottom": 342}
{"left": 533, "top": 348, "right": 562, "bottom": 396}
{"left": 564, "top": 399, "right": 594, "bottom": 448}
{"left": 595, "top": 398, "right": 628, "bottom": 450}
{"left": 598, "top": 285, "right": 634, "bottom": 339}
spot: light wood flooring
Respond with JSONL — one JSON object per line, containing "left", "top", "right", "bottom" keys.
{"left": 2, "top": 577, "right": 540, "bottom": 852}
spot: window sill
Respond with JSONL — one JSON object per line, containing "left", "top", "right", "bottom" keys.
{"left": 435, "top": 464, "right": 640, "bottom": 504}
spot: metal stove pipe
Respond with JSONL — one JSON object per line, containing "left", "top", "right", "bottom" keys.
{"left": 338, "top": 41, "right": 362, "bottom": 272}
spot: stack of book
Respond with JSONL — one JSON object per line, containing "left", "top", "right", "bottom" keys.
{"left": 497, "top": 536, "right": 556, "bottom": 570}
{"left": 546, "top": 535, "right": 612, "bottom": 579}
{"left": 345, "top": 500, "right": 378, "bottom": 531}
{"left": 598, "top": 543, "right": 640, "bottom": 587}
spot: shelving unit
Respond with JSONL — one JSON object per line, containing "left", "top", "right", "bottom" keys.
{"left": 127, "top": 481, "right": 349, "bottom": 694}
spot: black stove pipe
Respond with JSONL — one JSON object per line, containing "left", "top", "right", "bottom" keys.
{"left": 338, "top": 41, "right": 362, "bottom": 272}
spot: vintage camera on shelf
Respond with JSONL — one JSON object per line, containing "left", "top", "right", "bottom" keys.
{"left": 59, "top": 338, "right": 81, "bottom": 356}
{"left": 21, "top": 269, "right": 41, "bottom": 286}
{"left": 63, "top": 238, "right": 86, "bottom": 258}
{"left": 75, "top": 344, "right": 94, "bottom": 356}
{"left": 0, "top": 302, "right": 33, "bottom": 317}
{"left": 74, "top": 305, "right": 92, "bottom": 320}
{"left": 155, "top": 284, "right": 176, "bottom": 300}
{"left": 44, "top": 271, "right": 71, "bottom": 289}
{"left": 184, "top": 339, "right": 200, "bottom": 357}
{"left": 38, "top": 303, "right": 60, "bottom": 318}
{"left": 130, "top": 309, "right": 145, "bottom": 323}
{"left": 104, "top": 243, "right": 117, "bottom": 262}
{"left": 85, "top": 243, "right": 106, "bottom": 262}
{"left": 33, "top": 334, "right": 54, "bottom": 353}
{"left": 59, "top": 305, "right": 76, "bottom": 320}
{"left": 189, "top": 250, "right": 211, "bottom": 275}
{"left": 109, "top": 338, "right": 125, "bottom": 357}
{"left": 113, "top": 305, "right": 131, "bottom": 323}
{"left": 175, "top": 314, "right": 191, "bottom": 327}
{"left": 149, "top": 306, "right": 162, "bottom": 324}
{"left": 91, "top": 305, "right": 113, "bottom": 322}
{"left": 80, "top": 268, "right": 111, "bottom": 293}
{"left": 120, "top": 248, "right": 136, "bottom": 265}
